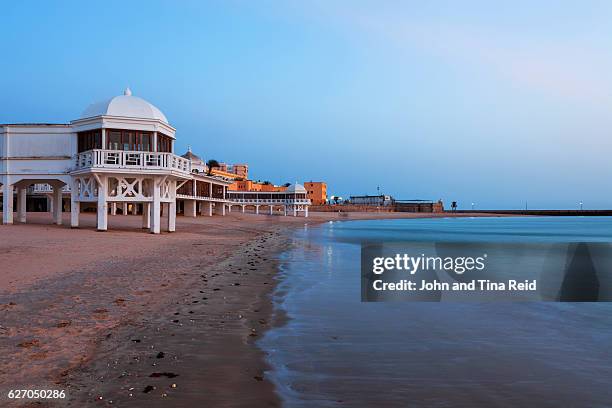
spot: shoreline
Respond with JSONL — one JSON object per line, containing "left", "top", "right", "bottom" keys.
{"left": 0, "top": 211, "right": 503, "bottom": 406}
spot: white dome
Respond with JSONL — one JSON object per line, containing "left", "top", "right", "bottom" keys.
{"left": 81, "top": 88, "right": 168, "bottom": 123}
{"left": 285, "top": 183, "right": 306, "bottom": 193}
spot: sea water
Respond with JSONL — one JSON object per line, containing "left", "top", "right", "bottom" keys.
{"left": 259, "top": 217, "right": 612, "bottom": 407}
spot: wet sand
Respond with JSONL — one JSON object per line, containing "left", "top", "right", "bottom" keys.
{"left": 0, "top": 210, "right": 494, "bottom": 407}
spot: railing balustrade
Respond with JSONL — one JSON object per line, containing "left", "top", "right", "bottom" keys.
{"left": 74, "top": 149, "right": 191, "bottom": 173}
{"left": 226, "top": 197, "right": 311, "bottom": 205}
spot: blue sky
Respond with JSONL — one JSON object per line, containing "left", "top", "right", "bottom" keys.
{"left": 1, "top": 1, "right": 611, "bottom": 209}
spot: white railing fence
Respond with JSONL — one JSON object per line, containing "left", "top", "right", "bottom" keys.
{"left": 75, "top": 149, "right": 191, "bottom": 173}
{"left": 227, "top": 198, "right": 311, "bottom": 205}
{"left": 28, "top": 184, "right": 71, "bottom": 194}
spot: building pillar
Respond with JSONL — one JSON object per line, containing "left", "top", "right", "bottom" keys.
{"left": 168, "top": 200, "right": 176, "bottom": 232}
{"left": 185, "top": 199, "right": 196, "bottom": 217}
{"left": 122, "top": 202, "right": 128, "bottom": 216}
{"left": 200, "top": 201, "right": 212, "bottom": 217}
{"left": 47, "top": 195, "right": 53, "bottom": 213}
{"left": 241, "top": 205, "right": 245, "bottom": 213}
{"left": 142, "top": 202, "right": 151, "bottom": 229}
{"left": 70, "top": 179, "right": 79, "bottom": 228}
{"left": 213, "top": 202, "right": 225, "bottom": 216}
{"left": 150, "top": 179, "right": 161, "bottom": 234}
{"left": 96, "top": 177, "right": 107, "bottom": 231}
{"left": 270, "top": 205, "right": 274, "bottom": 215}
{"left": 2, "top": 183, "right": 14, "bottom": 224}
{"left": 305, "top": 206, "right": 309, "bottom": 218}
{"left": 101, "top": 128, "right": 106, "bottom": 150}
{"left": 255, "top": 205, "right": 259, "bottom": 215}
{"left": 111, "top": 202, "right": 117, "bottom": 215}
{"left": 53, "top": 184, "right": 63, "bottom": 225}
{"left": 17, "top": 187, "right": 27, "bottom": 223}
{"left": 293, "top": 206, "right": 297, "bottom": 217}
{"left": 283, "top": 205, "right": 287, "bottom": 216}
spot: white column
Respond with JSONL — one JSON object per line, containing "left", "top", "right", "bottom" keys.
{"left": 270, "top": 205, "right": 273, "bottom": 215}
{"left": 17, "top": 187, "right": 26, "bottom": 223}
{"left": 70, "top": 179, "right": 79, "bottom": 228}
{"left": 152, "top": 132, "right": 158, "bottom": 152}
{"left": 122, "top": 202, "right": 128, "bottom": 216}
{"left": 185, "top": 200, "right": 196, "bottom": 217}
{"left": 53, "top": 184, "right": 63, "bottom": 225}
{"left": 96, "top": 176, "right": 108, "bottom": 231}
{"left": 2, "top": 183, "right": 14, "bottom": 224}
{"left": 142, "top": 202, "right": 151, "bottom": 229}
{"left": 47, "top": 196, "right": 53, "bottom": 213}
{"left": 111, "top": 202, "right": 117, "bottom": 215}
{"left": 305, "top": 206, "right": 309, "bottom": 218}
{"left": 168, "top": 201, "right": 176, "bottom": 232}
{"left": 101, "top": 128, "right": 106, "bottom": 150}
{"left": 255, "top": 205, "right": 259, "bottom": 215}
{"left": 208, "top": 202, "right": 213, "bottom": 216}
{"left": 293, "top": 206, "right": 297, "bottom": 217}
{"left": 150, "top": 179, "right": 161, "bottom": 234}
{"left": 241, "top": 205, "right": 245, "bottom": 213}
{"left": 284, "top": 205, "right": 287, "bottom": 216}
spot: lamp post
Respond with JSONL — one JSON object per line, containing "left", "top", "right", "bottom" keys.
{"left": 471, "top": 202, "right": 475, "bottom": 211}
{"left": 580, "top": 201, "right": 583, "bottom": 211}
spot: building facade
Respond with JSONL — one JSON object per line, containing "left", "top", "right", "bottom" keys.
{"left": 1, "top": 89, "right": 311, "bottom": 232}
{"left": 349, "top": 195, "right": 394, "bottom": 206}
{"left": 304, "top": 181, "right": 327, "bottom": 205}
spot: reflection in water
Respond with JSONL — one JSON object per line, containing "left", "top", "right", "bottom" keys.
{"left": 558, "top": 243, "right": 599, "bottom": 301}
{"left": 261, "top": 217, "right": 612, "bottom": 407}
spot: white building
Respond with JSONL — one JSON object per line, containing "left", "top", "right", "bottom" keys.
{"left": 227, "top": 183, "right": 310, "bottom": 217}
{"left": 0, "top": 89, "right": 234, "bottom": 233}
{"left": 1, "top": 89, "right": 310, "bottom": 233}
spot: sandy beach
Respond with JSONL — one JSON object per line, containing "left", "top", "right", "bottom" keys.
{"left": 0, "top": 210, "right": 494, "bottom": 407}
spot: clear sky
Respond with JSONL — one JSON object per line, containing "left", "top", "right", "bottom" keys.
{"left": 1, "top": 1, "right": 611, "bottom": 209}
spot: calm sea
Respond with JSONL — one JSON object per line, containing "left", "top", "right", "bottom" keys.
{"left": 260, "top": 217, "right": 612, "bottom": 407}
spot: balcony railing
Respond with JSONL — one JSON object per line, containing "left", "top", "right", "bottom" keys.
{"left": 28, "top": 184, "right": 71, "bottom": 194}
{"left": 74, "top": 149, "right": 191, "bottom": 173}
{"left": 228, "top": 198, "right": 311, "bottom": 205}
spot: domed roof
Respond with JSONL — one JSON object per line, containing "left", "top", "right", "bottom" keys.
{"left": 285, "top": 183, "right": 306, "bottom": 193}
{"left": 81, "top": 88, "right": 168, "bottom": 123}
{"left": 181, "top": 147, "right": 203, "bottom": 163}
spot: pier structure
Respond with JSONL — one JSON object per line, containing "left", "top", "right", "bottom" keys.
{"left": 226, "top": 183, "right": 310, "bottom": 217}
{"left": 1, "top": 89, "right": 232, "bottom": 233}
{"left": 1, "top": 88, "right": 310, "bottom": 232}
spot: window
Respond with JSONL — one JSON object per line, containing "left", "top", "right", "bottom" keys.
{"left": 157, "top": 133, "right": 172, "bottom": 152}
{"left": 107, "top": 130, "right": 121, "bottom": 150}
{"left": 77, "top": 130, "right": 102, "bottom": 152}
{"left": 105, "top": 129, "right": 153, "bottom": 151}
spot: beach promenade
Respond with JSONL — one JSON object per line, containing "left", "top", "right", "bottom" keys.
{"left": 0, "top": 211, "right": 493, "bottom": 406}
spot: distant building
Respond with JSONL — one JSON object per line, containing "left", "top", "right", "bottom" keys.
{"left": 349, "top": 195, "right": 394, "bottom": 206}
{"left": 394, "top": 200, "right": 444, "bottom": 213}
{"left": 213, "top": 162, "right": 248, "bottom": 180}
{"left": 230, "top": 179, "right": 287, "bottom": 192}
{"left": 181, "top": 147, "right": 206, "bottom": 173}
{"left": 304, "top": 181, "right": 327, "bottom": 206}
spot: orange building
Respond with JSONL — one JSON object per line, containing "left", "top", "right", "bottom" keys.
{"left": 304, "top": 181, "right": 327, "bottom": 205}
{"left": 214, "top": 162, "right": 249, "bottom": 179}
{"left": 210, "top": 168, "right": 241, "bottom": 180}
{"left": 230, "top": 179, "right": 287, "bottom": 192}
{"left": 232, "top": 164, "right": 248, "bottom": 179}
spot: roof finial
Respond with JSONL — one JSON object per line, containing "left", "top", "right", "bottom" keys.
{"left": 124, "top": 87, "right": 132, "bottom": 96}
{"left": 187, "top": 145, "right": 192, "bottom": 152}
